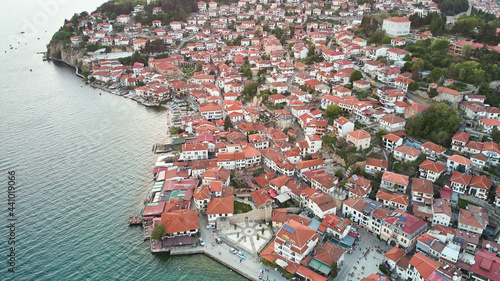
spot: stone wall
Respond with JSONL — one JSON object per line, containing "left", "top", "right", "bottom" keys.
{"left": 229, "top": 206, "right": 273, "bottom": 224}
{"left": 332, "top": 154, "right": 346, "bottom": 167}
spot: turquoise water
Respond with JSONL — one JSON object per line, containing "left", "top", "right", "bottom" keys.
{"left": 0, "top": 1, "right": 244, "bottom": 280}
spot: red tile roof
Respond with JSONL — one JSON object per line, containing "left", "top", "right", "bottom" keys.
{"left": 251, "top": 189, "right": 273, "bottom": 207}
{"left": 384, "top": 209, "right": 426, "bottom": 235}
{"left": 275, "top": 220, "right": 319, "bottom": 252}
{"left": 309, "top": 193, "right": 337, "bottom": 211}
{"left": 469, "top": 175, "right": 493, "bottom": 190}
{"left": 383, "top": 133, "right": 401, "bottom": 143}
{"left": 448, "top": 155, "right": 472, "bottom": 166}
{"left": 450, "top": 171, "right": 472, "bottom": 186}
{"left": 394, "top": 145, "right": 421, "bottom": 157}
{"left": 384, "top": 16, "right": 410, "bottom": 22}
{"left": 207, "top": 196, "right": 234, "bottom": 215}
{"left": 452, "top": 131, "right": 470, "bottom": 143}
{"left": 382, "top": 171, "right": 409, "bottom": 186}
{"left": 160, "top": 209, "right": 199, "bottom": 234}
{"left": 471, "top": 241, "right": 500, "bottom": 280}
{"left": 421, "top": 141, "right": 446, "bottom": 154}
{"left": 409, "top": 253, "right": 441, "bottom": 280}
{"left": 412, "top": 178, "right": 433, "bottom": 194}
{"left": 365, "top": 157, "right": 389, "bottom": 169}
{"left": 384, "top": 246, "right": 405, "bottom": 262}
{"left": 419, "top": 159, "right": 446, "bottom": 174}
{"left": 459, "top": 206, "right": 489, "bottom": 229}
{"left": 376, "top": 190, "right": 409, "bottom": 206}
{"left": 348, "top": 129, "right": 371, "bottom": 140}
{"left": 381, "top": 114, "right": 406, "bottom": 124}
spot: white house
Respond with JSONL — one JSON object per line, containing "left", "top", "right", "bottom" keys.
{"left": 432, "top": 199, "right": 452, "bottom": 227}
{"left": 206, "top": 196, "right": 234, "bottom": 228}
{"left": 333, "top": 117, "right": 355, "bottom": 137}
{"left": 307, "top": 192, "right": 337, "bottom": 219}
{"left": 382, "top": 17, "right": 411, "bottom": 37}
{"left": 181, "top": 143, "right": 209, "bottom": 160}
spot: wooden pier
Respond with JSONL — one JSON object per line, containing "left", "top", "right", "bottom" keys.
{"left": 152, "top": 143, "right": 173, "bottom": 154}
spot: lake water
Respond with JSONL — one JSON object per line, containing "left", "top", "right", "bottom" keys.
{"left": 0, "top": 1, "right": 243, "bottom": 280}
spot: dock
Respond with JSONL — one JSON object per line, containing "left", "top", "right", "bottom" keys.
{"left": 128, "top": 215, "right": 142, "bottom": 225}
{"left": 37, "top": 51, "right": 47, "bottom": 61}
{"left": 152, "top": 143, "right": 173, "bottom": 154}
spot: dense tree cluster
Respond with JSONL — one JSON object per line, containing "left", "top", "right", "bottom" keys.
{"left": 144, "top": 39, "right": 166, "bottom": 54}
{"left": 470, "top": 7, "right": 498, "bottom": 22}
{"left": 433, "top": 0, "right": 469, "bottom": 16}
{"left": 356, "top": 15, "right": 389, "bottom": 44}
{"left": 241, "top": 82, "right": 258, "bottom": 102}
{"left": 118, "top": 51, "right": 148, "bottom": 65}
{"left": 409, "top": 12, "right": 446, "bottom": 35}
{"left": 402, "top": 38, "right": 500, "bottom": 89}
{"left": 405, "top": 103, "right": 462, "bottom": 146}
{"left": 451, "top": 16, "right": 500, "bottom": 45}
{"left": 96, "top": 0, "right": 197, "bottom": 24}
{"left": 97, "top": 0, "right": 136, "bottom": 19}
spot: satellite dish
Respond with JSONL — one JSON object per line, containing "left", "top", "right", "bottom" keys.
{"left": 494, "top": 248, "right": 498, "bottom": 252}
{"left": 470, "top": 260, "right": 475, "bottom": 265}
{"left": 453, "top": 276, "right": 458, "bottom": 281}
{"left": 486, "top": 244, "right": 491, "bottom": 248}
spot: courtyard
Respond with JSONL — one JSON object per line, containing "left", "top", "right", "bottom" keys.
{"left": 220, "top": 221, "right": 274, "bottom": 256}
{"left": 337, "top": 226, "right": 393, "bottom": 281}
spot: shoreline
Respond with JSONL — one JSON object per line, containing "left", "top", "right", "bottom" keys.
{"left": 166, "top": 250, "right": 255, "bottom": 281}
{"left": 48, "top": 57, "right": 168, "bottom": 108}
{"left": 48, "top": 56, "right": 258, "bottom": 281}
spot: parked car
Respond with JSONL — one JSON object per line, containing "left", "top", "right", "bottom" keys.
{"left": 199, "top": 238, "right": 205, "bottom": 246}
{"left": 215, "top": 237, "right": 222, "bottom": 244}
{"left": 237, "top": 252, "right": 246, "bottom": 259}
{"left": 230, "top": 248, "right": 238, "bottom": 254}
{"left": 206, "top": 224, "right": 215, "bottom": 229}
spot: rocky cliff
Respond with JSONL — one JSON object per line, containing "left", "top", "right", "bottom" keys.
{"left": 47, "top": 41, "right": 92, "bottom": 71}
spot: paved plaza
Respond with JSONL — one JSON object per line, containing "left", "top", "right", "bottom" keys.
{"left": 220, "top": 221, "right": 273, "bottom": 255}
{"left": 337, "top": 226, "right": 393, "bottom": 281}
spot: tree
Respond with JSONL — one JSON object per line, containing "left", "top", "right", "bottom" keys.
{"left": 381, "top": 36, "right": 392, "bottom": 45}
{"left": 330, "top": 261, "right": 338, "bottom": 278}
{"left": 325, "top": 104, "right": 343, "bottom": 119}
{"left": 429, "top": 68, "right": 443, "bottom": 82}
{"left": 151, "top": 222, "right": 166, "bottom": 241}
{"left": 145, "top": 39, "right": 166, "bottom": 53}
{"left": 408, "top": 82, "right": 419, "bottom": 92}
{"left": 492, "top": 128, "right": 500, "bottom": 143}
{"left": 350, "top": 70, "right": 363, "bottom": 83}
{"left": 405, "top": 103, "right": 463, "bottom": 146}
{"left": 354, "top": 166, "right": 363, "bottom": 175}
{"left": 335, "top": 169, "right": 344, "bottom": 180}
{"left": 430, "top": 39, "right": 449, "bottom": 52}
{"left": 411, "top": 59, "right": 425, "bottom": 81}
{"left": 375, "top": 129, "right": 388, "bottom": 145}
{"left": 242, "top": 82, "right": 258, "bottom": 101}
{"left": 429, "top": 15, "right": 445, "bottom": 35}
{"left": 224, "top": 116, "right": 233, "bottom": 131}
{"left": 462, "top": 44, "right": 472, "bottom": 60}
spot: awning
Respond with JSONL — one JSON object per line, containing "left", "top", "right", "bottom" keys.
{"left": 275, "top": 193, "right": 291, "bottom": 203}
{"left": 276, "top": 259, "right": 288, "bottom": 268}
{"left": 268, "top": 189, "right": 277, "bottom": 198}
{"left": 152, "top": 181, "right": 164, "bottom": 192}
